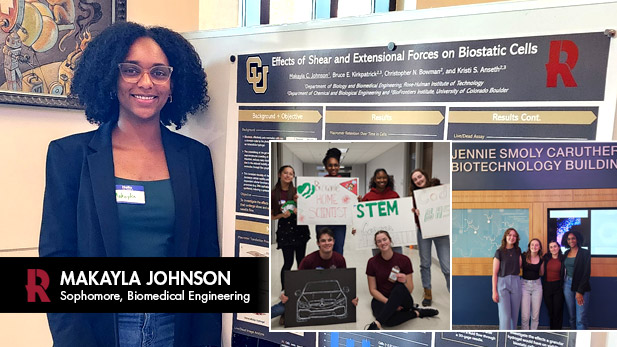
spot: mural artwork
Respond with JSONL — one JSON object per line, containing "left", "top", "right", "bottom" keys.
{"left": 0, "top": 0, "right": 125, "bottom": 107}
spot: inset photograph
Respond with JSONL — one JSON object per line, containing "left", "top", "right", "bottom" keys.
{"left": 452, "top": 142, "right": 617, "bottom": 330}
{"left": 269, "top": 141, "right": 451, "bottom": 330}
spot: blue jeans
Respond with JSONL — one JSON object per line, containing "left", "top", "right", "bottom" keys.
{"left": 417, "top": 231, "right": 450, "bottom": 292}
{"left": 316, "top": 225, "right": 346, "bottom": 255}
{"left": 563, "top": 277, "right": 590, "bottom": 330}
{"left": 118, "top": 313, "right": 175, "bottom": 347}
{"left": 497, "top": 275, "right": 521, "bottom": 330}
{"left": 271, "top": 301, "right": 285, "bottom": 318}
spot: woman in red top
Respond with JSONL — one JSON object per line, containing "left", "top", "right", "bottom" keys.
{"left": 362, "top": 168, "right": 400, "bottom": 201}
{"left": 542, "top": 240, "right": 565, "bottom": 329}
{"left": 360, "top": 168, "right": 402, "bottom": 254}
{"left": 365, "top": 230, "right": 438, "bottom": 330}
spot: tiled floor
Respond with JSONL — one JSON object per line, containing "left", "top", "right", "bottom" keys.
{"left": 270, "top": 230, "right": 450, "bottom": 331}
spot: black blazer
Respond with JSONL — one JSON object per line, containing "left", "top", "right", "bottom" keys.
{"left": 563, "top": 247, "right": 592, "bottom": 294}
{"left": 39, "top": 122, "right": 221, "bottom": 347}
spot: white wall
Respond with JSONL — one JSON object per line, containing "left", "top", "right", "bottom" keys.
{"left": 432, "top": 141, "right": 451, "bottom": 185}
{"left": 281, "top": 143, "right": 304, "bottom": 178}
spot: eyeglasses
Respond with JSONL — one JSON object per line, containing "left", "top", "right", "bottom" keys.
{"left": 118, "top": 63, "right": 173, "bottom": 84}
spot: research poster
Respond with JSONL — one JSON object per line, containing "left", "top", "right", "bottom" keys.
{"left": 319, "top": 332, "right": 433, "bottom": 347}
{"left": 233, "top": 106, "right": 321, "bottom": 344}
{"left": 434, "top": 332, "right": 576, "bottom": 347}
{"left": 238, "top": 32, "right": 611, "bottom": 140}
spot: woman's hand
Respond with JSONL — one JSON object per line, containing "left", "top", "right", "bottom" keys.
{"left": 352, "top": 297, "right": 359, "bottom": 306}
{"left": 396, "top": 273, "right": 407, "bottom": 283}
{"left": 280, "top": 292, "right": 289, "bottom": 304}
{"left": 281, "top": 211, "right": 291, "bottom": 218}
{"left": 396, "top": 306, "right": 404, "bottom": 311}
{"left": 576, "top": 292, "right": 584, "bottom": 306}
{"left": 357, "top": 195, "right": 363, "bottom": 202}
{"left": 412, "top": 208, "right": 420, "bottom": 217}
{"left": 351, "top": 228, "right": 356, "bottom": 235}
{"left": 492, "top": 291, "right": 499, "bottom": 303}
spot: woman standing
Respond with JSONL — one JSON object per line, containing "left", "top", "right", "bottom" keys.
{"left": 365, "top": 230, "right": 438, "bottom": 330}
{"left": 271, "top": 165, "right": 310, "bottom": 291}
{"left": 316, "top": 148, "right": 348, "bottom": 254}
{"left": 520, "top": 238, "right": 544, "bottom": 330}
{"left": 492, "top": 228, "right": 522, "bottom": 330}
{"left": 361, "top": 168, "right": 402, "bottom": 255}
{"left": 562, "top": 229, "right": 591, "bottom": 330}
{"left": 543, "top": 240, "right": 565, "bottom": 329}
{"left": 410, "top": 169, "right": 450, "bottom": 306}
{"left": 39, "top": 22, "right": 220, "bottom": 346}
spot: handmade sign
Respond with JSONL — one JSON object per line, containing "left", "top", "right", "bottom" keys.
{"left": 413, "top": 184, "right": 451, "bottom": 238}
{"left": 284, "top": 268, "right": 356, "bottom": 327}
{"left": 296, "top": 177, "right": 358, "bottom": 225}
{"left": 353, "top": 197, "right": 416, "bottom": 249}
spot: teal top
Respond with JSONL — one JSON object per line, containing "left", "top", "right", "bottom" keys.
{"left": 115, "top": 177, "right": 175, "bottom": 257}
{"left": 564, "top": 256, "right": 576, "bottom": 278}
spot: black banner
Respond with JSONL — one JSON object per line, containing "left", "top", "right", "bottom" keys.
{"left": 2, "top": 257, "right": 268, "bottom": 313}
{"left": 452, "top": 142, "right": 617, "bottom": 190}
{"left": 238, "top": 33, "right": 609, "bottom": 103}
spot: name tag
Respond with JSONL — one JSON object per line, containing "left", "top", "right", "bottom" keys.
{"left": 116, "top": 185, "right": 145, "bottom": 204}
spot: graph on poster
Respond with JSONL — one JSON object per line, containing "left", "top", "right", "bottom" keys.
{"left": 319, "top": 332, "right": 432, "bottom": 347}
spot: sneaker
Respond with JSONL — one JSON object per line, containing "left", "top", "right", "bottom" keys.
{"left": 417, "top": 307, "right": 439, "bottom": 318}
{"left": 365, "top": 322, "right": 380, "bottom": 330}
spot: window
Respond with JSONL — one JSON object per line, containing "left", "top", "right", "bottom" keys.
{"left": 243, "top": 0, "right": 396, "bottom": 26}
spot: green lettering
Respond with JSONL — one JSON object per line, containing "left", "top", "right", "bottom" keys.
{"left": 356, "top": 204, "right": 365, "bottom": 218}
{"left": 378, "top": 201, "right": 387, "bottom": 216}
{"left": 365, "top": 202, "right": 377, "bottom": 217}
{"left": 387, "top": 200, "right": 398, "bottom": 215}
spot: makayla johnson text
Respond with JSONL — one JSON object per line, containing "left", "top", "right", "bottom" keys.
{"left": 60, "top": 270, "right": 231, "bottom": 286}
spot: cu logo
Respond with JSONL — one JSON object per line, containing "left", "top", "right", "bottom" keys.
{"left": 246, "top": 56, "right": 269, "bottom": 94}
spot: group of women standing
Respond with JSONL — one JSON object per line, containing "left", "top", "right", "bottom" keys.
{"left": 492, "top": 228, "right": 591, "bottom": 330}
{"left": 272, "top": 147, "right": 449, "bottom": 329}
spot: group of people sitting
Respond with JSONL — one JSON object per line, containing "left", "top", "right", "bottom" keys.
{"left": 271, "top": 227, "right": 439, "bottom": 330}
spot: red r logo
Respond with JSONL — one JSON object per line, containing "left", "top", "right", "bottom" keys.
{"left": 545, "top": 40, "right": 578, "bottom": 87}
{"left": 25, "top": 269, "right": 50, "bottom": 302}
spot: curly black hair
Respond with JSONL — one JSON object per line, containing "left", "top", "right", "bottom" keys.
{"left": 369, "top": 168, "right": 394, "bottom": 190}
{"left": 71, "top": 21, "right": 208, "bottom": 129}
{"left": 322, "top": 148, "right": 341, "bottom": 167}
{"left": 561, "top": 228, "right": 585, "bottom": 249}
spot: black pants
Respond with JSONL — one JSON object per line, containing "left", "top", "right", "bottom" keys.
{"left": 280, "top": 244, "right": 307, "bottom": 290}
{"left": 543, "top": 280, "right": 564, "bottom": 329}
{"left": 371, "top": 282, "right": 417, "bottom": 327}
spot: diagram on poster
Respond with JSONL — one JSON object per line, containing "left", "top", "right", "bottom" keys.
{"left": 435, "top": 332, "right": 576, "bottom": 347}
